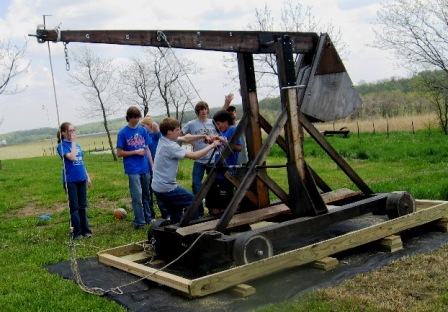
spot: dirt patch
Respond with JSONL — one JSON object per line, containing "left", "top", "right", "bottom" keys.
{"left": 5, "top": 202, "right": 67, "bottom": 220}
{"left": 4, "top": 198, "right": 124, "bottom": 220}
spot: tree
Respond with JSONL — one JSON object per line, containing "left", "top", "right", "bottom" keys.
{"left": 224, "top": 0, "right": 348, "bottom": 97}
{"left": 69, "top": 47, "right": 121, "bottom": 160}
{"left": 0, "top": 39, "right": 29, "bottom": 95}
{"left": 147, "top": 48, "right": 201, "bottom": 123}
{"left": 121, "top": 56, "right": 158, "bottom": 116}
{"left": 415, "top": 71, "right": 448, "bottom": 134}
{"left": 121, "top": 48, "right": 201, "bottom": 123}
{"left": 0, "top": 39, "right": 29, "bottom": 127}
{"left": 373, "top": 0, "right": 448, "bottom": 133}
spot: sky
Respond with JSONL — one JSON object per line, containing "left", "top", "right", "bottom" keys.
{"left": 0, "top": 0, "right": 409, "bottom": 135}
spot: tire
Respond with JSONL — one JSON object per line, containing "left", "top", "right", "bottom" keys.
{"left": 233, "top": 232, "right": 273, "bottom": 266}
{"left": 386, "top": 191, "right": 416, "bottom": 219}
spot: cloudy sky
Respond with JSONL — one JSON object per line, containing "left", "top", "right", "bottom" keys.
{"left": 0, "top": 0, "right": 408, "bottom": 135}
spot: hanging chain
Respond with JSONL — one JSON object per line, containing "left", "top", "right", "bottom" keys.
{"left": 63, "top": 42, "right": 70, "bottom": 71}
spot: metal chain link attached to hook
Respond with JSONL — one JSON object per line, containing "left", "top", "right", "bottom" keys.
{"left": 63, "top": 42, "right": 70, "bottom": 71}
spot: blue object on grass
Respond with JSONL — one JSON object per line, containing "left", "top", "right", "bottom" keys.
{"left": 38, "top": 214, "right": 52, "bottom": 220}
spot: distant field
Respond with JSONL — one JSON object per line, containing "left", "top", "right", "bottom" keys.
{"left": 0, "top": 114, "right": 439, "bottom": 160}
{"left": 0, "top": 133, "right": 117, "bottom": 160}
{"left": 318, "top": 113, "right": 438, "bottom": 133}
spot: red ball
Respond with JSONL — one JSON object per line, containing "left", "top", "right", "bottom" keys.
{"left": 114, "top": 208, "right": 127, "bottom": 220}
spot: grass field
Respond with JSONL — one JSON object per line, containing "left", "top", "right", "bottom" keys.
{"left": 0, "top": 114, "right": 438, "bottom": 160}
{"left": 0, "top": 124, "right": 448, "bottom": 311}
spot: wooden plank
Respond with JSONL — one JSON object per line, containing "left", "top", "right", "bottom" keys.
{"left": 121, "top": 251, "right": 152, "bottom": 262}
{"left": 188, "top": 200, "right": 448, "bottom": 297}
{"left": 97, "top": 252, "right": 193, "bottom": 295}
{"left": 176, "top": 204, "right": 291, "bottom": 236}
{"left": 36, "top": 29, "right": 319, "bottom": 54}
{"left": 98, "top": 242, "right": 149, "bottom": 257}
{"left": 310, "top": 257, "right": 339, "bottom": 270}
{"left": 378, "top": 235, "right": 403, "bottom": 252}
{"left": 231, "top": 284, "right": 256, "bottom": 297}
{"left": 416, "top": 199, "right": 447, "bottom": 209}
{"left": 300, "top": 113, "right": 373, "bottom": 194}
{"left": 321, "top": 188, "right": 361, "bottom": 204}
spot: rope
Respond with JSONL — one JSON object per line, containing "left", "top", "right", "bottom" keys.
{"left": 46, "top": 28, "right": 102, "bottom": 296}
{"left": 97, "top": 230, "right": 223, "bottom": 296}
{"left": 156, "top": 31, "right": 202, "bottom": 110}
{"left": 156, "top": 31, "right": 238, "bottom": 165}
{"left": 45, "top": 29, "right": 238, "bottom": 297}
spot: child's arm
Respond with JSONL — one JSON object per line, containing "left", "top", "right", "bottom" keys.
{"left": 185, "top": 140, "right": 221, "bottom": 160}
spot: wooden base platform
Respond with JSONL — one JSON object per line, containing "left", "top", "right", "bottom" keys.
{"left": 98, "top": 199, "right": 448, "bottom": 298}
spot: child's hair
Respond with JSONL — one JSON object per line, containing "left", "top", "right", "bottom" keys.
{"left": 213, "top": 110, "right": 232, "bottom": 124}
{"left": 194, "top": 101, "right": 209, "bottom": 115}
{"left": 159, "top": 117, "right": 180, "bottom": 136}
{"left": 140, "top": 116, "right": 154, "bottom": 126}
{"left": 56, "top": 122, "right": 71, "bottom": 143}
{"left": 125, "top": 106, "right": 142, "bottom": 121}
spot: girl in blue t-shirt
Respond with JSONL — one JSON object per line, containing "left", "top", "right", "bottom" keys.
{"left": 57, "top": 122, "right": 92, "bottom": 240}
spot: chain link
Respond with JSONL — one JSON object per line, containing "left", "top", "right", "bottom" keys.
{"left": 63, "top": 42, "right": 70, "bottom": 71}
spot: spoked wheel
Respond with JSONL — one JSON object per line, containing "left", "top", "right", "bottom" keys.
{"left": 386, "top": 191, "right": 416, "bottom": 219}
{"left": 233, "top": 232, "right": 273, "bottom": 266}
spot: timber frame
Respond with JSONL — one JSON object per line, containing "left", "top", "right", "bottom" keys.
{"left": 34, "top": 27, "right": 425, "bottom": 290}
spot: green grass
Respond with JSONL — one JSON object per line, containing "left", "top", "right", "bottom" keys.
{"left": 0, "top": 130, "right": 447, "bottom": 311}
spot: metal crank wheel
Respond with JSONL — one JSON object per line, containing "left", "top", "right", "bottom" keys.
{"left": 386, "top": 191, "right": 416, "bottom": 219}
{"left": 233, "top": 232, "right": 273, "bottom": 266}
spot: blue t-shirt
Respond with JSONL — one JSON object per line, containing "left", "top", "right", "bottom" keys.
{"left": 148, "top": 132, "right": 161, "bottom": 162}
{"left": 116, "top": 125, "right": 152, "bottom": 174}
{"left": 57, "top": 141, "right": 88, "bottom": 183}
{"left": 215, "top": 126, "right": 242, "bottom": 178}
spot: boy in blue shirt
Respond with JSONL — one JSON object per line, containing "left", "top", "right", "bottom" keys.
{"left": 117, "top": 106, "right": 154, "bottom": 229}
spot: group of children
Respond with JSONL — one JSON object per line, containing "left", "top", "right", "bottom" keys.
{"left": 57, "top": 94, "right": 244, "bottom": 238}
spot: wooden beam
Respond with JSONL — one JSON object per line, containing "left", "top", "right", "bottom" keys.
{"left": 175, "top": 204, "right": 291, "bottom": 236}
{"left": 215, "top": 109, "right": 289, "bottom": 232}
{"left": 321, "top": 188, "right": 361, "bottom": 204}
{"left": 34, "top": 29, "right": 319, "bottom": 54}
{"left": 256, "top": 170, "right": 290, "bottom": 206}
{"left": 188, "top": 200, "right": 448, "bottom": 296}
{"left": 98, "top": 252, "right": 193, "bottom": 294}
{"left": 299, "top": 113, "right": 373, "bottom": 194}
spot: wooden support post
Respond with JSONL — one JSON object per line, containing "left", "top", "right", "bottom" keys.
{"left": 231, "top": 284, "right": 256, "bottom": 298}
{"left": 310, "top": 257, "right": 339, "bottom": 271}
{"left": 378, "top": 235, "right": 403, "bottom": 252}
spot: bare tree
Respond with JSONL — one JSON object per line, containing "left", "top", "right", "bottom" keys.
{"left": 224, "top": 0, "right": 348, "bottom": 96}
{"left": 0, "top": 39, "right": 29, "bottom": 95}
{"left": 69, "top": 47, "right": 121, "bottom": 160}
{"left": 416, "top": 71, "right": 448, "bottom": 134}
{"left": 373, "top": 0, "right": 448, "bottom": 133}
{"left": 121, "top": 56, "right": 158, "bottom": 116}
{"left": 147, "top": 48, "right": 202, "bottom": 122}
{"left": 0, "top": 39, "right": 29, "bottom": 127}
{"left": 374, "top": 0, "right": 448, "bottom": 74}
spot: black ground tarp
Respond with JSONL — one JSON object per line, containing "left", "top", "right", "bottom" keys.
{"left": 46, "top": 216, "right": 448, "bottom": 312}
